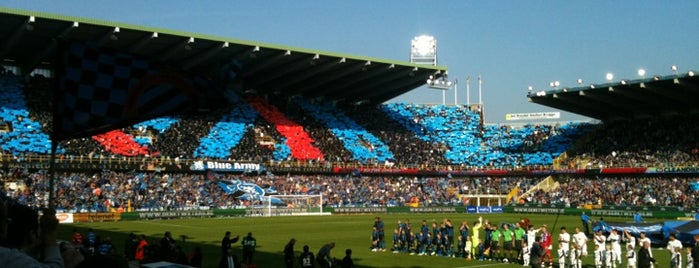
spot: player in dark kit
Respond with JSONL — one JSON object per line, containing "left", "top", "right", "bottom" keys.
{"left": 374, "top": 217, "right": 385, "bottom": 251}
{"left": 299, "top": 245, "right": 316, "bottom": 268}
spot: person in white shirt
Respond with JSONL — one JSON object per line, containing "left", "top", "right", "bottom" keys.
{"left": 558, "top": 227, "right": 571, "bottom": 268}
{"left": 572, "top": 227, "right": 588, "bottom": 268}
{"left": 638, "top": 232, "right": 653, "bottom": 268}
{"left": 526, "top": 225, "right": 539, "bottom": 251}
{"left": 626, "top": 244, "right": 636, "bottom": 268}
{"left": 608, "top": 229, "right": 622, "bottom": 265}
{"left": 666, "top": 234, "right": 683, "bottom": 268}
{"left": 594, "top": 244, "right": 604, "bottom": 268}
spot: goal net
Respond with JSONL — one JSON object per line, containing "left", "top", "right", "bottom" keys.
{"left": 245, "top": 194, "right": 329, "bottom": 217}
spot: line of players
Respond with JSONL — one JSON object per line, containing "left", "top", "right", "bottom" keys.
{"left": 369, "top": 216, "right": 682, "bottom": 268}
{"left": 371, "top": 216, "right": 529, "bottom": 261}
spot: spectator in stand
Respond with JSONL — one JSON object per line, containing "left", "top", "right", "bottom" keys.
{"left": 0, "top": 198, "right": 64, "bottom": 268}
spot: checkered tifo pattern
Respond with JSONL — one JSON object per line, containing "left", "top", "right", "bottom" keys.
{"left": 54, "top": 41, "right": 198, "bottom": 140}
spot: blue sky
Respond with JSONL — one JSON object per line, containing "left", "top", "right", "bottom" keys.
{"left": 3, "top": 0, "right": 698, "bottom": 123}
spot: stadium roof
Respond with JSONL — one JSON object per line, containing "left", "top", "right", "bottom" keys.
{"left": 528, "top": 72, "right": 699, "bottom": 122}
{"left": 0, "top": 7, "right": 447, "bottom": 105}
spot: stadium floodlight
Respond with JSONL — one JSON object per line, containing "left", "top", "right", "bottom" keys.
{"left": 606, "top": 73, "right": 614, "bottom": 81}
{"left": 549, "top": 81, "right": 560, "bottom": 89}
{"left": 637, "top": 69, "right": 646, "bottom": 78}
{"left": 26, "top": 16, "right": 35, "bottom": 30}
{"left": 577, "top": 78, "right": 583, "bottom": 85}
{"left": 590, "top": 84, "right": 596, "bottom": 89}
{"left": 689, "top": 70, "right": 695, "bottom": 77}
{"left": 426, "top": 73, "right": 454, "bottom": 105}
{"left": 620, "top": 79, "right": 628, "bottom": 85}
{"left": 410, "top": 35, "right": 437, "bottom": 66}
{"left": 528, "top": 86, "right": 533, "bottom": 91}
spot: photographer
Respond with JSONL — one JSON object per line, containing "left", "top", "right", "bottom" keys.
{"left": 0, "top": 198, "right": 64, "bottom": 267}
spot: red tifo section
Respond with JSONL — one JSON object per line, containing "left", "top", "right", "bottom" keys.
{"left": 246, "top": 97, "right": 324, "bottom": 161}
{"left": 92, "top": 130, "right": 151, "bottom": 156}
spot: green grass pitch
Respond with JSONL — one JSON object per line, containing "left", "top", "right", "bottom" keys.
{"left": 60, "top": 213, "right": 673, "bottom": 268}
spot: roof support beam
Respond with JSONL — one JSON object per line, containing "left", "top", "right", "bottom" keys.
{"left": 21, "top": 21, "right": 78, "bottom": 72}
{"left": 0, "top": 16, "right": 31, "bottom": 60}
{"left": 128, "top": 32, "right": 158, "bottom": 54}
{"left": 181, "top": 41, "right": 229, "bottom": 70}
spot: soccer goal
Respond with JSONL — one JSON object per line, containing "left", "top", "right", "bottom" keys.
{"left": 246, "top": 194, "right": 329, "bottom": 217}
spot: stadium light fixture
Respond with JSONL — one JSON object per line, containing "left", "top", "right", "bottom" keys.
{"left": 426, "top": 74, "right": 454, "bottom": 105}
{"left": 689, "top": 70, "right": 695, "bottom": 77}
{"left": 577, "top": 78, "right": 583, "bottom": 85}
{"left": 528, "top": 86, "right": 533, "bottom": 92}
{"left": 606, "top": 73, "right": 614, "bottom": 81}
{"left": 26, "top": 16, "right": 35, "bottom": 30}
{"left": 637, "top": 69, "right": 646, "bottom": 78}
{"left": 620, "top": 79, "right": 628, "bottom": 85}
{"left": 589, "top": 84, "right": 596, "bottom": 89}
{"left": 410, "top": 35, "right": 437, "bottom": 66}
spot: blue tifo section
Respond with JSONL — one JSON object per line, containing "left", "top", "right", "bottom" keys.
{"left": 273, "top": 138, "right": 291, "bottom": 161}
{"left": 294, "top": 97, "right": 394, "bottom": 163}
{"left": 132, "top": 117, "right": 179, "bottom": 146}
{"left": 193, "top": 93, "right": 258, "bottom": 159}
{"left": 0, "top": 75, "right": 63, "bottom": 154}
{"left": 381, "top": 103, "right": 587, "bottom": 167}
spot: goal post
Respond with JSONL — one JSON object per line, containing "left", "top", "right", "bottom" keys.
{"left": 246, "top": 194, "right": 329, "bottom": 217}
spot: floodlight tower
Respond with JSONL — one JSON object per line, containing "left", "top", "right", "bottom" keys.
{"left": 410, "top": 35, "right": 437, "bottom": 66}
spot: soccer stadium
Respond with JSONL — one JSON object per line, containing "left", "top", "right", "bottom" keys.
{"left": 0, "top": 6, "right": 698, "bottom": 268}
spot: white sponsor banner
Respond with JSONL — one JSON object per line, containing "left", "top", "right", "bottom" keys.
{"left": 505, "top": 112, "right": 560, "bottom": 121}
{"left": 56, "top": 212, "right": 74, "bottom": 224}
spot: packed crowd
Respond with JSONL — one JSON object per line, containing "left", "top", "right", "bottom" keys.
{"left": 567, "top": 116, "right": 699, "bottom": 168}
{"left": 0, "top": 168, "right": 527, "bottom": 211}
{"left": 1, "top": 166, "right": 696, "bottom": 212}
{"left": 524, "top": 176, "right": 698, "bottom": 210}
{"left": 4, "top": 73, "right": 699, "bottom": 170}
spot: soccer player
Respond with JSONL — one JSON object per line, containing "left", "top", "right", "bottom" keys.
{"left": 666, "top": 234, "right": 683, "bottom": 268}
{"left": 391, "top": 228, "right": 400, "bottom": 253}
{"left": 573, "top": 227, "right": 588, "bottom": 268}
{"left": 638, "top": 232, "right": 653, "bottom": 267}
{"left": 464, "top": 236, "right": 473, "bottom": 260}
{"left": 526, "top": 225, "right": 539, "bottom": 253}
{"left": 470, "top": 216, "right": 483, "bottom": 261}
{"left": 241, "top": 232, "right": 257, "bottom": 265}
{"left": 456, "top": 235, "right": 465, "bottom": 258}
{"left": 299, "top": 245, "right": 315, "bottom": 268}
{"left": 522, "top": 240, "right": 531, "bottom": 266}
{"left": 559, "top": 227, "right": 571, "bottom": 268}
{"left": 371, "top": 226, "right": 380, "bottom": 251}
{"left": 608, "top": 229, "right": 622, "bottom": 266}
{"left": 626, "top": 244, "right": 636, "bottom": 268}
{"left": 374, "top": 217, "right": 385, "bottom": 251}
